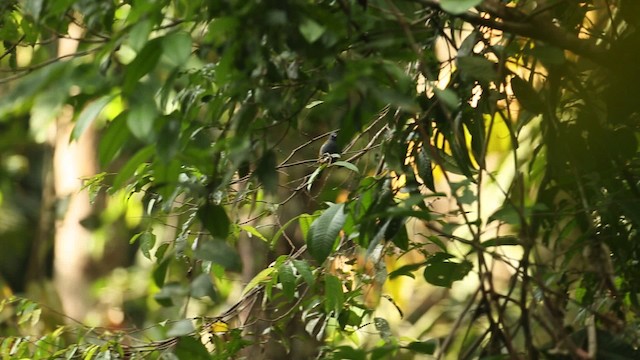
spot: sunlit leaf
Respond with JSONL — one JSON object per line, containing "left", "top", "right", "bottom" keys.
{"left": 241, "top": 267, "right": 275, "bottom": 296}
{"left": 299, "top": 18, "right": 325, "bottom": 43}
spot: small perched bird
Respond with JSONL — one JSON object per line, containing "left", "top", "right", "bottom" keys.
{"left": 319, "top": 132, "right": 340, "bottom": 162}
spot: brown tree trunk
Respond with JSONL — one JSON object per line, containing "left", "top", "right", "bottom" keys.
{"left": 52, "top": 23, "right": 97, "bottom": 322}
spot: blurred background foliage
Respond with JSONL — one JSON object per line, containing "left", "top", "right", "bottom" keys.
{"left": 1, "top": 0, "right": 640, "bottom": 359}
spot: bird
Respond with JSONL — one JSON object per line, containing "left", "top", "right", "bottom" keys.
{"left": 319, "top": 132, "right": 340, "bottom": 162}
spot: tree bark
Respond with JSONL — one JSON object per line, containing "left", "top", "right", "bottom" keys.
{"left": 52, "top": 23, "right": 97, "bottom": 322}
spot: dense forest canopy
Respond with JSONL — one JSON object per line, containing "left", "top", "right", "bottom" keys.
{"left": 1, "top": 0, "right": 640, "bottom": 359}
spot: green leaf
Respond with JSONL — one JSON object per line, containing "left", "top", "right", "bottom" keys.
{"left": 416, "top": 146, "right": 436, "bottom": 191}
{"left": 173, "top": 336, "right": 210, "bottom": 360}
{"left": 71, "top": 95, "right": 114, "bottom": 141}
{"left": 329, "top": 160, "right": 359, "bottom": 173}
{"left": 457, "top": 55, "right": 497, "bottom": 83}
{"left": 255, "top": 150, "right": 278, "bottom": 194}
{"left": 190, "top": 273, "right": 217, "bottom": 300}
{"left": 423, "top": 253, "right": 472, "bottom": 288}
{"left": 271, "top": 214, "right": 311, "bottom": 248}
{"left": 488, "top": 204, "right": 521, "bottom": 226}
{"left": 405, "top": 340, "right": 437, "bottom": 354}
{"left": 162, "top": 31, "right": 192, "bottom": 68}
{"left": 123, "top": 38, "right": 163, "bottom": 94}
{"left": 388, "top": 263, "right": 424, "bottom": 279}
{"left": 440, "top": 0, "right": 483, "bottom": 15}
{"left": 167, "top": 319, "right": 195, "bottom": 337}
{"left": 278, "top": 263, "right": 296, "bottom": 299}
{"left": 240, "top": 225, "right": 268, "bottom": 243}
{"left": 98, "top": 113, "right": 130, "bottom": 166}
{"left": 153, "top": 257, "right": 170, "bottom": 287}
{"left": 434, "top": 88, "right": 459, "bottom": 110}
{"left": 511, "top": 75, "right": 544, "bottom": 114}
{"left": 127, "top": 92, "right": 158, "bottom": 141}
{"left": 139, "top": 231, "right": 156, "bottom": 260}
{"left": 299, "top": 18, "right": 325, "bottom": 43}
{"left": 197, "top": 203, "right": 230, "bottom": 239}
{"left": 298, "top": 214, "right": 315, "bottom": 240}
{"left": 481, "top": 236, "right": 520, "bottom": 248}
{"left": 293, "top": 259, "right": 314, "bottom": 285}
{"left": 156, "top": 115, "right": 181, "bottom": 163}
{"left": 194, "top": 240, "right": 241, "bottom": 272}
{"left": 324, "top": 274, "right": 344, "bottom": 315}
{"left": 306, "top": 166, "right": 324, "bottom": 191}
{"left": 241, "top": 267, "right": 275, "bottom": 296}
{"left": 307, "top": 203, "right": 346, "bottom": 263}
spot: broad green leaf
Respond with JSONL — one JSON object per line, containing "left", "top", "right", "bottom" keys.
{"left": 190, "top": 273, "right": 217, "bottom": 300}
{"left": 240, "top": 225, "right": 268, "bottom": 242}
{"left": 307, "top": 203, "right": 346, "bottom": 263}
{"left": 139, "top": 231, "right": 156, "bottom": 260}
{"left": 324, "top": 274, "right": 344, "bottom": 315}
{"left": 511, "top": 75, "right": 544, "bottom": 114}
{"left": 457, "top": 55, "right": 497, "bottom": 83}
{"left": 405, "top": 340, "right": 437, "bottom": 354}
{"left": 481, "top": 236, "right": 520, "bottom": 248}
{"left": 153, "top": 257, "right": 170, "bottom": 287}
{"left": 241, "top": 267, "right": 275, "bottom": 296}
{"left": 194, "top": 240, "right": 241, "bottom": 272}
{"left": 255, "top": 150, "right": 278, "bottom": 194}
{"left": 329, "top": 160, "right": 359, "bottom": 173}
{"left": 271, "top": 214, "right": 311, "bottom": 248}
{"left": 123, "top": 38, "right": 163, "bottom": 94}
{"left": 167, "top": 319, "right": 195, "bottom": 337}
{"left": 416, "top": 146, "right": 436, "bottom": 191}
{"left": 306, "top": 166, "right": 324, "bottom": 191}
{"left": 156, "top": 116, "right": 181, "bottom": 163}
{"left": 488, "top": 204, "right": 521, "bottom": 226}
{"left": 298, "top": 213, "right": 315, "bottom": 239}
{"left": 293, "top": 259, "right": 314, "bottom": 285}
{"left": 434, "top": 88, "right": 459, "bottom": 110}
{"left": 197, "top": 203, "right": 230, "bottom": 239}
{"left": 440, "top": 0, "right": 483, "bottom": 15}
{"left": 529, "top": 43, "right": 566, "bottom": 65}
{"left": 299, "top": 18, "right": 325, "bottom": 43}
{"left": 98, "top": 113, "right": 130, "bottom": 166}
{"left": 388, "top": 263, "right": 424, "bottom": 279}
{"left": 127, "top": 94, "right": 157, "bottom": 140}
{"left": 278, "top": 263, "right": 296, "bottom": 299}
{"left": 155, "top": 240, "right": 169, "bottom": 260}
{"left": 423, "top": 253, "right": 472, "bottom": 288}
{"left": 335, "top": 346, "right": 366, "bottom": 360}
{"left": 162, "top": 31, "right": 192, "bottom": 67}
{"left": 173, "top": 336, "right": 210, "bottom": 360}
{"left": 71, "top": 95, "right": 115, "bottom": 141}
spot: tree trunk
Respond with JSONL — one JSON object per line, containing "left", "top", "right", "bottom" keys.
{"left": 52, "top": 23, "right": 97, "bottom": 322}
